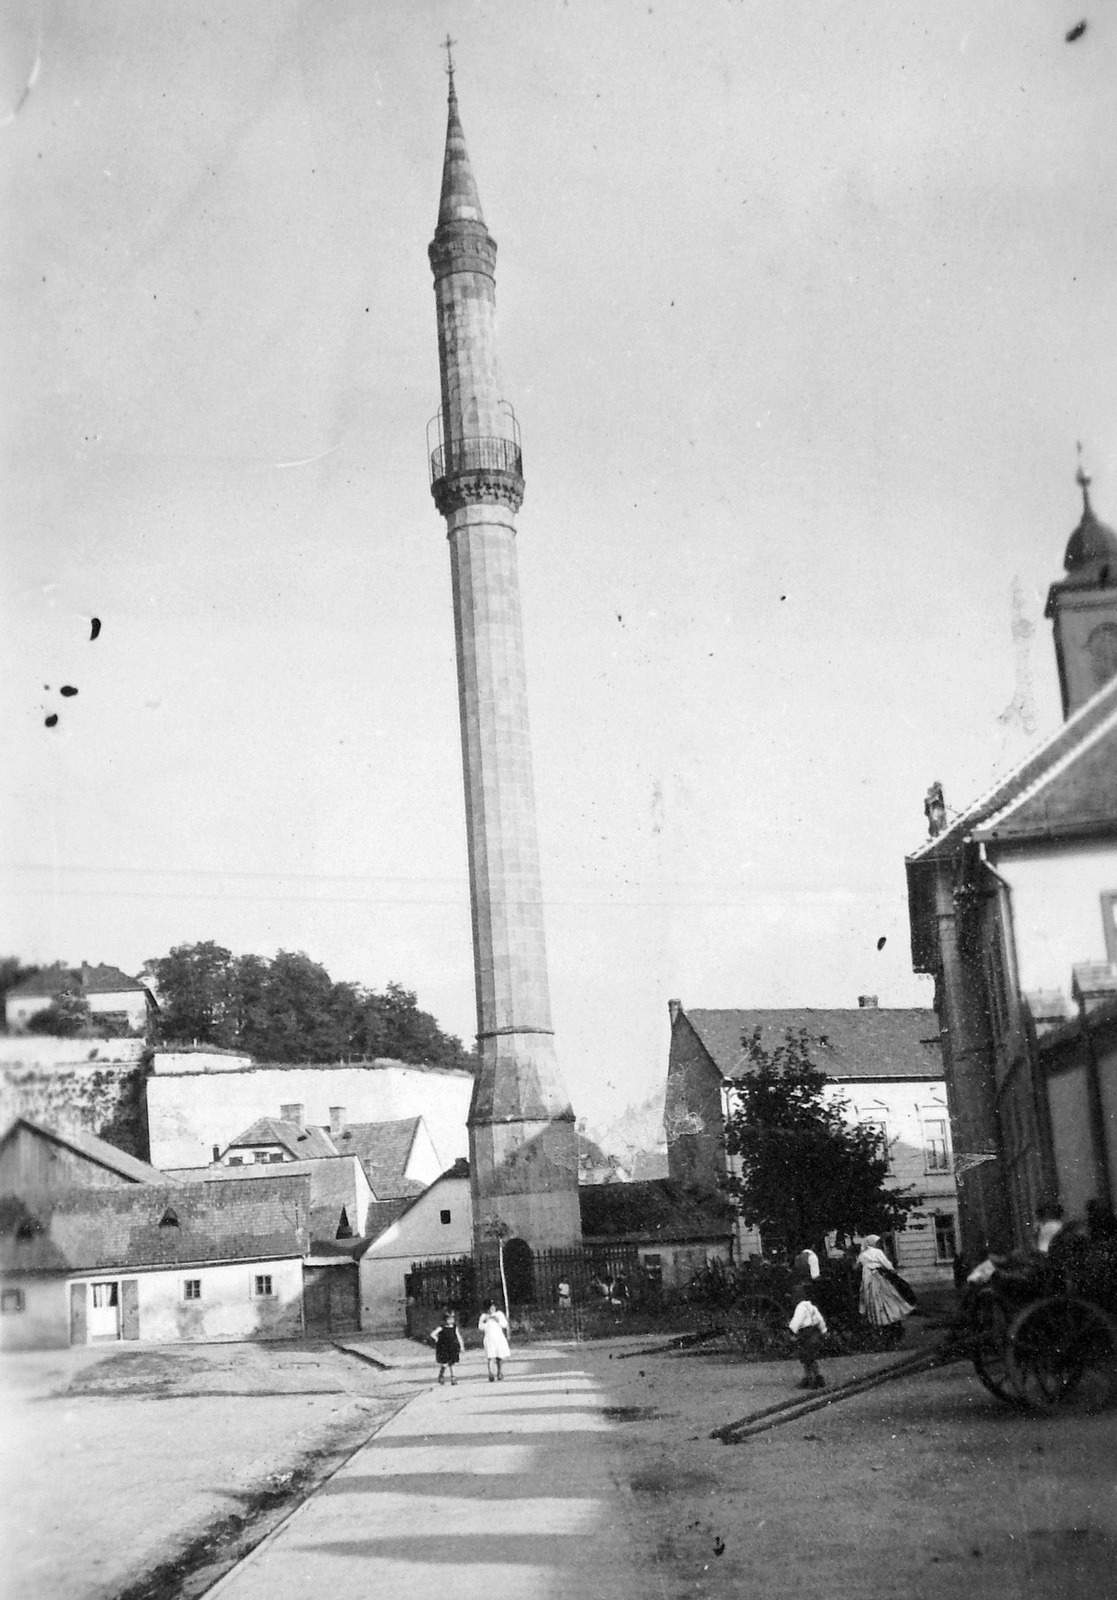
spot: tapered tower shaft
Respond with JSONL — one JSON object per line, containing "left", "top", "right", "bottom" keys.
{"left": 428, "top": 72, "right": 580, "bottom": 1251}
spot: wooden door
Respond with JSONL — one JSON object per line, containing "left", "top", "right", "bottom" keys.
{"left": 69, "top": 1282, "right": 87, "bottom": 1345}
{"left": 120, "top": 1278, "right": 140, "bottom": 1340}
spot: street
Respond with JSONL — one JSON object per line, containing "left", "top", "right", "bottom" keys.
{"left": 4, "top": 1331, "right": 1116, "bottom": 1600}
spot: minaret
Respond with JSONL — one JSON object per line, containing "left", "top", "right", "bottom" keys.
{"left": 427, "top": 58, "right": 581, "bottom": 1254}
{"left": 1045, "top": 460, "right": 1117, "bottom": 719}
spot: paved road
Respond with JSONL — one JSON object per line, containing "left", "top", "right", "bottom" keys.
{"left": 208, "top": 1348, "right": 639, "bottom": 1600}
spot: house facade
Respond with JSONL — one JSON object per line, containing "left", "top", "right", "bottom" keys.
{"left": 0, "top": 1176, "right": 310, "bottom": 1350}
{"left": 5, "top": 964, "right": 155, "bottom": 1035}
{"left": 906, "top": 475, "right": 1117, "bottom": 1257}
{"left": 359, "top": 1164, "right": 473, "bottom": 1333}
{"left": 665, "top": 1001, "right": 959, "bottom": 1284}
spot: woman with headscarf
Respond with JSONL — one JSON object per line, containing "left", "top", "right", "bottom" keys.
{"left": 857, "top": 1235, "right": 913, "bottom": 1345}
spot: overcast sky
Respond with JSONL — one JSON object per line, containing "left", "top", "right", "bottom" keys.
{"left": 3, "top": 0, "right": 1115, "bottom": 1130}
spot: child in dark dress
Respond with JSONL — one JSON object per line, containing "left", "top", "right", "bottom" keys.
{"left": 789, "top": 1293, "right": 827, "bottom": 1389}
{"left": 430, "top": 1310, "right": 464, "bottom": 1386}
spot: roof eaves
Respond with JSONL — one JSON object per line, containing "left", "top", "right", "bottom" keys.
{"left": 972, "top": 703, "right": 1117, "bottom": 840}
{"left": 907, "top": 675, "right": 1117, "bottom": 864}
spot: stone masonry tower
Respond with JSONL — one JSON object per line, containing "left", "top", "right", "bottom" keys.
{"left": 427, "top": 63, "right": 581, "bottom": 1254}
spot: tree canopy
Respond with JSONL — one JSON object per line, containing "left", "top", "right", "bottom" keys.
{"left": 142, "top": 941, "right": 475, "bottom": 1071}
{"left": 722, "top": 1027, "right": 917, "bottom": 1252}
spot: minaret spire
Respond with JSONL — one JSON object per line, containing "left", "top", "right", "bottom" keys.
{"left": 437, "top": 41, "right": 485, "bottom": 228}
{"left": 426, "top": 68, "right": 581, "bottom": 1263}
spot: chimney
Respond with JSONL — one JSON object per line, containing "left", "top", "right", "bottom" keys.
{"left": 329, "top": 1106, "right": 346, "bottom": 1138}
{"left": 923, "top": 782, "right": 947, "bottom": 838}
{"left": 858, "top": 995, "right": 879, "bottom": 1009}
{"left": 280, "top": 1103, "right": 305, "bottom": 1130}
{"left": 212, "top": 1144, "right": 221, "bottom": 1163}
{"left": 668, "top": 999, "right": 681, "bottom": 1026}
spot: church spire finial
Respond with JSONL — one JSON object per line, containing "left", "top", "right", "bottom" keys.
{"left": 444, "top": 33, "right": 457, "bottom": 94}
{"left": 1076, "top": 441, "right": 1093, "bottom": 512}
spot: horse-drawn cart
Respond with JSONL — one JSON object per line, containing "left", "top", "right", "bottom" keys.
{"left": 966, "top": 1235, "right": 1117, "bottom": 1410}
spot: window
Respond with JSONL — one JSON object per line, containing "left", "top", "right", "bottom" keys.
{"left": 92, "top": 1282, "right": 119, "bottom": 1309}
{"left": 934, "top": 1213, "right": 957, "bottom": 1263}
{"left": 158, "top": 1207, "right": 180, "bottom": 1228}
{"left": 253, "top": 1275, "right": 273, "bottom": 1298}
{"left": 923, "top": 1118, "right": 952, "bottom": 1173}
{"left": 440, "top": 1209, "right": 452, "bottom": 1225}
{"left": 183, "top": 1279, "right": 201, "bottom": 1301}
{"left": 227, "top": 1156, "right": 244, "bottom": 1167}
{"left": 865, "top": 1121, "right": 890, "bottom": 1165}
{"left": 1, "top": 1288, "right": 25, "bottom": 1314}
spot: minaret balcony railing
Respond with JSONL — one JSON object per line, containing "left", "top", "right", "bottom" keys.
{"left": 429, "top": 434, "right": 523, "bottom": 484}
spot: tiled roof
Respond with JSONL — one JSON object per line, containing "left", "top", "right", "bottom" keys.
{"left": 168, "top": 1155, "right": 362, "bottom": 1242}
{"left": 580, "top": 1180, "right": 735, "bottom": 1242}
{"left": 0, "top": 1117, "right": 181, "bottom": 1187}
{"left": 225, "top": 1117, "right": 338, "bottom": 1161}
{"left": 683, "top": 1008, "right": 943, "bottom": 1081}
{"left": 909, "top": 673, "right": 1117, "bottom": 861}
{"left": 6, "top": 963, "right": 146, "bottom": 999}
{"left": 363, "top": 1197, "right": 417, "bottom": 1241}
{"left": 333, "top": 1118, "right": 425, "bottom": 1199}
{"left": 0, "top": 1175, "right": 310, "bottom": 1274}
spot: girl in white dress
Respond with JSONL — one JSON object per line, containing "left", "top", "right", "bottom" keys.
{"left": 478, "top": 1301, "right": 511, "bottom": 1382}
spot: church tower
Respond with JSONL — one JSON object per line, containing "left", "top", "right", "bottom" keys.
{"left": 427, "top": 62, "right": 581, "bottom": 1254}
{"left": 1046, "top": 464, "right": 1117, "bottom": 719}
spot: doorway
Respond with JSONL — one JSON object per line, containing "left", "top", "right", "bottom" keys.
{"left": 89, "top": 1281, "right": 120, "bottom": 1340}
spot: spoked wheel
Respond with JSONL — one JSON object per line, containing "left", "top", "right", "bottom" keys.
{"left": 1005, "top": 1296, "right": 1117, "bottom": 1412}
{"left": 969, "top": 1290, "right": 1019, "bottom": 1404}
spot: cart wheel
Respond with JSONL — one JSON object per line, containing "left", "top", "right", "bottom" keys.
{"left": 1006, "top": 1296, "right": 1117, "bottom": 1412}
{"left": 731, "top": 1294, "right": 786, "bottom": 1328}
{"left": 970, "top": 1291, "right": 1019, "bottom": 1404}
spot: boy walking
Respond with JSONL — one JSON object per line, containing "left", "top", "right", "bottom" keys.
{"left": 789, "top": 1292, "right": 827, "bottom": 1390}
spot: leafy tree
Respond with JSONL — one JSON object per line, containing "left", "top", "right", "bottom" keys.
{"left": 0, "top": 958, "right": 41, "bottom": 1010}
{"left": 26, "top": 991, "right": 92, "bottom": 1037}
{"left": 143, "top": 942, "right": 237, "bottom": 1046}
{"left": 142, "top": 941, "right": 474, "bottom": 1070}
{"left": 722, "top": 1028, "right": 917, "bottom": 1254}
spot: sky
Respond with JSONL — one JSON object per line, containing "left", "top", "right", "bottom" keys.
{"left": 2, "top": 0, "right": 1115, "bottom": 1133}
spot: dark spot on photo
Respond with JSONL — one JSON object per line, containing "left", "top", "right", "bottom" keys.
{"left": 60, "top": 685, "right": 78, "bottom": 697}
{"left": 877, "top": 936, "right": 887, "bottom": 950}
{"left": 90, "top": 617, "right": 101, "bottom": 640}
{"left": 44, "top": 714, "right": 58, "bottom": 728}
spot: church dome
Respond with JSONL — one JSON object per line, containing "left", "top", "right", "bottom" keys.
{"left": 1065, "top": 472, "right": 1117, "bottom": 574}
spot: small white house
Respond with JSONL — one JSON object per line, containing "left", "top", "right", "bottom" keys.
{"left": 359, "top": 1162, "right": 473, "bottom": 1333}
{"left": 5, "top": 964, "right": 155, "bottom": 1035}
{"left": 0, "top": 1175, "right": 310, "bottom": 1350}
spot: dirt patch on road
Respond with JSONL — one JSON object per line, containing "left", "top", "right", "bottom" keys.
{"left": 114, "top": 1413, "right": 384, "bottom": 1600}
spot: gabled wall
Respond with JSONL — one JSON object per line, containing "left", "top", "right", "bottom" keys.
{"left": 359, "top": 1176, "right": 472, "bottom": 1332}
{"left": 665, "top": 1015, "right": 725, "bottom": 1190}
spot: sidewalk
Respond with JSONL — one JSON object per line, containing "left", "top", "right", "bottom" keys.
{"left": 208, "top": 1345, "right": 642, "bottom": 1600}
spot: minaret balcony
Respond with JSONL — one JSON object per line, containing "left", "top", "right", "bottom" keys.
{"left": 427, "top": 410, "right": 524, "bottom": 515}
{"left": 429, "top": 434, "right": 523, "bottom": 483}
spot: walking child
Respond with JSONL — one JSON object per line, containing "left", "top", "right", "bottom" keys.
{"left": 478, "top": 1301, "right": 511, "bottom": 1381}
{"left": 430, "top": 1309, "right": 464, "bottom": 1386}
{"left": 789, "top": 1291, "right": 827, "bottom": 1389}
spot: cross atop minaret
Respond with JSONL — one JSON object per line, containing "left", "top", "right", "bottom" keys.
{"left": 443, "top": 34, "right": 457, "bottom": 85}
